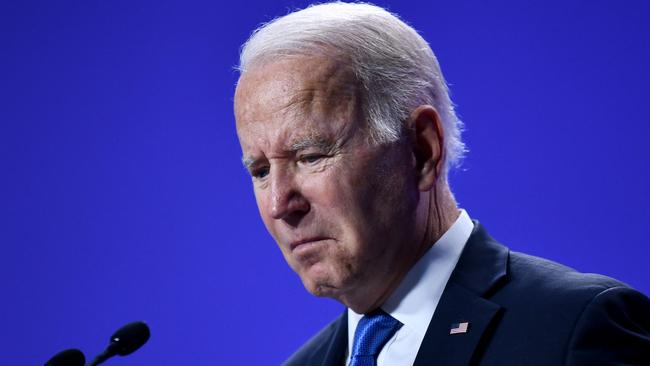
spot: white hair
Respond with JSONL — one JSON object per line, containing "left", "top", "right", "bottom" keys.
{"left": 238, "top": 1, "right": 465, "bottom": 173}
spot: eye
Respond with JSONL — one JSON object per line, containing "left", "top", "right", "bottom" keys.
{"left": 250, "top": 166, "right": 270, "bottom": 180}
{"left": 299, "top": 154, "right": 325, "bottom": 165}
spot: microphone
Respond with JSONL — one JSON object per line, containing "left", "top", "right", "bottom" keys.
{"left": 87, "top": 321, "right": 151, "bottom": 366}
{"left": 44, "top": 348, "right": 86, "bottom": 366}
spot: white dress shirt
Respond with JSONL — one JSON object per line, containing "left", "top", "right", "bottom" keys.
{"left": 346, "top": 209, "right": 474, "bottom": 366}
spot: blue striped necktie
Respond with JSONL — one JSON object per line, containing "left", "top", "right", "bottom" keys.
{"left": 349, "top": 309, "right": 403, "bottom": 366}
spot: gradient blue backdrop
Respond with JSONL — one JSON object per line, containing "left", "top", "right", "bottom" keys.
{"left": 2, "top": 0, "right": 648, "bottom": 364}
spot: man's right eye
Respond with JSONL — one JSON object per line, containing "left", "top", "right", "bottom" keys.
{"left": 251, "top": 167, "right": 269, "bottom": 179}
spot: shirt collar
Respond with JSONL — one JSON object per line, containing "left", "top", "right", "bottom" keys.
{"left": 348, "top": 209, "right": 474, "bottom": 345}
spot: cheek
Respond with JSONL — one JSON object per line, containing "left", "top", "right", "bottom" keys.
{"left": 318, "top": 165, "right": 382, "bottom": 230}
{"left": 305, "top": 172, "right": 361, "bottom": 235}
{"left": 321, "top": 153, "right": 417, "bottom": 254}
{"left": 298, "top": 172, "right": 360, "bottom": 244}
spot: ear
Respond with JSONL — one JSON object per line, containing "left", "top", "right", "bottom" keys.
{"left": 408, "top": 105, "right": 445, "bottom": 191}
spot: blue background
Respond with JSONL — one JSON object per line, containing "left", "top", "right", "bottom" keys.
{"left": 1, "top": 0, "right": 648, "bottom": 364}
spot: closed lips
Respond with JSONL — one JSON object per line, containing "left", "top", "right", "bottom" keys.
{"left": 290, "top": 237, "right": 329, "bottom": 250}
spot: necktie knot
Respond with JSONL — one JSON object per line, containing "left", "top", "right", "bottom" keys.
{"left": 350, "top": 309, "right": 402, "bottom": 366}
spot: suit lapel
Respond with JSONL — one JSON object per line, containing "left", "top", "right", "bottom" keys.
{"left": 307, "top": 311, "right": 348, "bottom": 366}
{"left": 413, "top": 283, "right": 502, "bottom": 366}
{"left": 413, "top": 222, "right": 509, "bottom": 366}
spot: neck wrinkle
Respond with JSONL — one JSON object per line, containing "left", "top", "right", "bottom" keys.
{"left": 347, "top": 183, "right": 458, "bottom": 315}
{"left": 420, "top": 181, "right": 459, "bottom": 258}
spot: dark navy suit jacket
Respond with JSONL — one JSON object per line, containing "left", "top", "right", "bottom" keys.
{"left": 283, "top": 222, "right": 650, "bottom": 365}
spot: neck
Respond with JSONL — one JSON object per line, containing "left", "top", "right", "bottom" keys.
{"left": 420, "top": 180, "right": 460, "bottom": 257}
{"left": 346, "top": 181, "right": 459, "bottom": 314}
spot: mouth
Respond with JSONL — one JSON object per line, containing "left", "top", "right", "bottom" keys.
{"left": 289, "top": 237, "right": 330, "bottom": 252}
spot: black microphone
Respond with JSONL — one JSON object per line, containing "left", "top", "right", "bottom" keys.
{"left": 87, "top": 321, "right": 151, "bottom": 366}
{"left": 44, "top": 348, "right": 86, "bottom": 366}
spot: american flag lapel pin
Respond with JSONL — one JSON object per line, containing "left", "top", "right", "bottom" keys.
{"left": 449, "top": 321, "right": 470, "bottom": 335}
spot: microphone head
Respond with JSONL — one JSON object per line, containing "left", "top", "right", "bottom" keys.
{"left": 44, "top": 348, "right": 85, "bottom": 366}
{"left": 109, "top": 321, "right": 151, "bottom": 356}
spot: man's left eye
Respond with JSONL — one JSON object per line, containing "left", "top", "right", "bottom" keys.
{"left": 299, "top": 154, "right": 324, "bottom": 164}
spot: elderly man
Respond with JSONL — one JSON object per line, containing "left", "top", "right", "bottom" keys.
{"left": 234, "top": 2, "right": 650, "bottom": 365}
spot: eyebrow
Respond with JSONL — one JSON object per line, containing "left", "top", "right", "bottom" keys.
{"left": 241, "top": 156, "right": 256, "bottom": 170}
{"left": 288, "top": 136, "right": 334, "bottom": 152}
{"left": 241, "top": 135, "right": 336, "bottom": 170}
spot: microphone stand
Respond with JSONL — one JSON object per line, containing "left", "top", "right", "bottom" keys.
{"left": 87, "top": 343, "right": 118, "bottom": 366}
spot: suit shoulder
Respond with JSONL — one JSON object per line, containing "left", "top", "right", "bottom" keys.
{"left": 478, "top": 249, "right": 650, "bottom": 364}
{"left": 491, "top": 250, "right": 642, "bottom": 321}
{"left": 283, "top": 313, "right": 346, "bottom": 366}
{"left": 565, "top": 285, "right": 650, "bottom": 363}
{"left": 507, "top": 250, "right": 630, "bottom": 297}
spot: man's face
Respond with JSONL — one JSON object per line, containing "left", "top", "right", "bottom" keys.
{"left": 234, "top": 56, "right": 421, "bottom": 308}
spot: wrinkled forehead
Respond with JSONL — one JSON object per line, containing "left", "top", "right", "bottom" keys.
{"left": 234, "top": 55, "right": 360, "bottom": 128}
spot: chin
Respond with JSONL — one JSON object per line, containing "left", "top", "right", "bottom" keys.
{"left": 299, "top": 264, "right": 343, "bottom": 298}
{"left": 301, "top": 266, "right": 363, "bottom": 305}
{"left": 304, "top": 277, "right": 368, "bottom": 312}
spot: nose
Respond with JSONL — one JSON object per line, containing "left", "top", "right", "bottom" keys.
{"left": 269, "top": 166, "right": 310, "bottom": 225}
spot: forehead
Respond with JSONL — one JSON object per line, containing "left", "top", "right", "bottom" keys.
{"left": 235, "top": 56, "right": 358, "bottom": 129}
{"left": 235, "top": 56, "right": 358, "bottom": 122}
{"left": 235, "top": 57, "right": 361, "bottom": 155}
